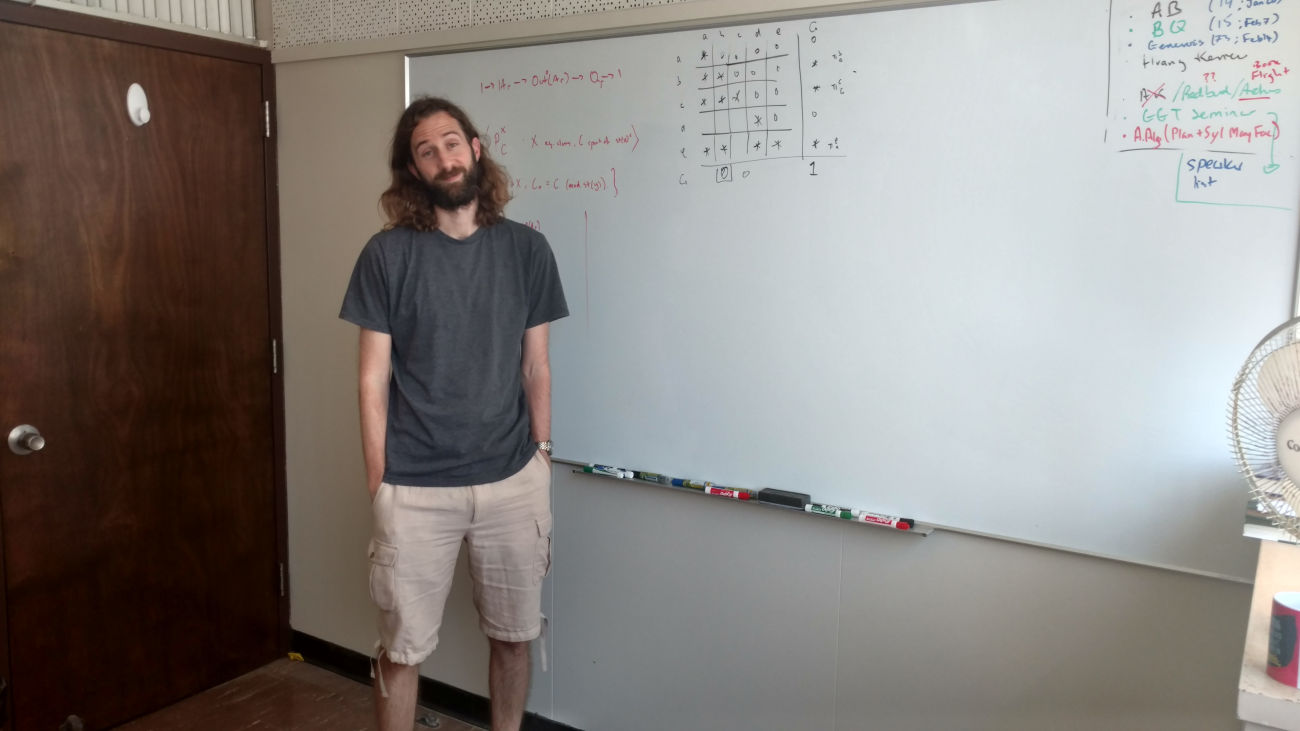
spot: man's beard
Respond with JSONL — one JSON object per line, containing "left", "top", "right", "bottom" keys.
{"left": 424, "top": 160, "right": 482, "bottom": 210}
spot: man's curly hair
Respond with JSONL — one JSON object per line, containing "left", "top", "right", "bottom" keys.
{"left": 379, "top": 97, "right": 512, "bottom": 231}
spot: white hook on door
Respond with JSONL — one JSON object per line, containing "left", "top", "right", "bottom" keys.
{"left": 126, "top": 83, "right": 150, "bottom": 126}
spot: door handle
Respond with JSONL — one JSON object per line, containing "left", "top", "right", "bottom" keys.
{"left": 7, "top": 425, "right": 45, "bottom": 455}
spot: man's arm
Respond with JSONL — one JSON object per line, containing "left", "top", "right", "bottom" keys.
{"left": 521, "top": 322, "right": 552, "bottom": 463}
{"left": 359, "top": 327, "right": 392, "bottom": 499}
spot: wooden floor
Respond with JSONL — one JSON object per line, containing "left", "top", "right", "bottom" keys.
{"left": 114, "top": 658, "right": 485, "bottom": 730}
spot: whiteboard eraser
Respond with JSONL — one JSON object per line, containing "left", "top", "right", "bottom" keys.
{"left": 755, "top": 488, "right": 810, "bottom": 509}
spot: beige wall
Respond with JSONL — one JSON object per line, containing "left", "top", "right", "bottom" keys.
{"left": 274, "top": 2, "right": 1257, "bottom": 727}
{"left": 278, "top": 48, "right": 402, "bottom": 658}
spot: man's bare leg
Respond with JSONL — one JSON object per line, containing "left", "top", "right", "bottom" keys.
{"left": 488, "top": 639, "right": 530, "bottom": 731}
{"left": 375, "top": 652, "right": 420, "bottom": 731}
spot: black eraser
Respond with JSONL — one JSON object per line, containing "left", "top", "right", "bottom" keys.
{"left": 756, "top": 488, "right": 810, "bottom": 508}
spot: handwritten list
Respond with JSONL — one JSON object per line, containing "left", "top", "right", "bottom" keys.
{"left": 1109, "top": 0, "right": 1295, "bottom": 209}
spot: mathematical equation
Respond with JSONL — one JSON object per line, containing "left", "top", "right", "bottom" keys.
{"left": 528, "top": 125, "right": 639, "bottom": 153}
{"left": 672, "top": 19, "right": 853, "bottom": 185}
{"left": 1109, "top": 0, "right": 1293, "bottom": 207}
{"left": 476, "top": 120, "right": 636, "bottom": 201}
{"left": 507, "top": 168, "right": 620, "bottom": 198}
{"left": 479, "top": 68, "right": 623, "bottom": 94}
{"left": 481, "top": 122, "right": 640, "bottom": 156}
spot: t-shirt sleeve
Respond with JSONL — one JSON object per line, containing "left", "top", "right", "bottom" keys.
{"left": 339, "top": 236, "right": 391, "bottom": 334}
{"left": 526, "top": 233, "right": 570, "bottom": 329}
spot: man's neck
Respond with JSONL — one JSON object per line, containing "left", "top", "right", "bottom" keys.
{"left": 435, "top": 202, "right": 480, "bottom": 240}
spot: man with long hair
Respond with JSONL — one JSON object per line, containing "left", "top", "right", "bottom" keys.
{"left": 340, "top": 97, "right": 568, "bottom": 731}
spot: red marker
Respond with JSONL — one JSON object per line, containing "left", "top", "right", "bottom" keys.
{"left": 704, "top": 486, "right": 751, "bottom": 500}
{"left": 854, "top": 511, "right": 914, "bottom": 530}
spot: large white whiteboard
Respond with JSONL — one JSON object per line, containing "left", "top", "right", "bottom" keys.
{"left": 409, "top": 0, "right": 1300, "bottom": 579}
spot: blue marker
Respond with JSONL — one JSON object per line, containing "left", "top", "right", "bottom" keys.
{"left": 671, "top": 478, "right": 712, "bottom": 489}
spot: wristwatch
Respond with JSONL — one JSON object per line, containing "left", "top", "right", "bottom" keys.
{"left": 537, "top": 440, "right": 553, "bottom": 455}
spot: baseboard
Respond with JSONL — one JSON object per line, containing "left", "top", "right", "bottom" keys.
{"left": 289, "top": 631, "right": 580, "bottom": 731}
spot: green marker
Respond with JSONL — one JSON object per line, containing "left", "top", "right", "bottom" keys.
{"left": 804, "top": 503, "right": 853, "bottom": 519}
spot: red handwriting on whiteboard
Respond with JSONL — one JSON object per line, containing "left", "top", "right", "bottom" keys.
{"left": 529, "top": 125, "right": 639, "bottom": 153}
{"left": 482, "top": 125, "right": 509, "bottom": 156}
{"left": 1251, "top": 60, "right": 1290, "bottom": 84}
{"left": 508, "top": 168, "right": 620, "bottom": 198}
{"left": 480, "top": 68, "right": 623, "bottom": 93}
{"left": 1126, "top": 122, "right": 1276, "bottom": 149}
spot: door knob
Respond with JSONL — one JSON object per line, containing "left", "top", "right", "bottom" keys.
{"left": 7, "top": 425, "right": 45, "bottom": 455}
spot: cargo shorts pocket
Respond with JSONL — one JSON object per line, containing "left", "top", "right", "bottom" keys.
{"left": 534, "top": 516, "right": 553, "bottom": 585}
{"left": 368, "top": 538, "right": 399, "bottom": 612}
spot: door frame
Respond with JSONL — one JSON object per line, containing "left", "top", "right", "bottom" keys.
{"left": 0, "top": 4, "right": 288, "bottom": 725}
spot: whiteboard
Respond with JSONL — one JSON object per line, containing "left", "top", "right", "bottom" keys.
{"left": 408, "top": 0, "right": 1300, "bottom": 579}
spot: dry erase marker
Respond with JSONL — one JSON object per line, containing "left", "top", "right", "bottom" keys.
{"left": 672, "top": 478, "right": 713, "bottom": 489}
{"left": 585, "top": 464, "right": 630, "bottom": 478}
{"left": 633, "top": 471, "right": 671, "bottom": 484}
{"left": 805, "top": 504, "right": 853, "bottom": 519}
{"left": 704, "top": 486, "right": 751, "bottom": 500}
{"left": 854, "top": 511, "right": 914, "bottom": 530}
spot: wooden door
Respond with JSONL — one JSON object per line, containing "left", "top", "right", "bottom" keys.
{"left": 0, "top": 17, "right": 281, "bottom": 730}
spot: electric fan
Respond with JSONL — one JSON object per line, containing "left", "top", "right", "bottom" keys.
{"left": 1230, "top": 316, "right": 1300, "bottom": 541}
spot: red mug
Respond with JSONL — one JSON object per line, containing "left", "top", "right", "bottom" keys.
{"left": 1268, "top": 592, "right": 1300, "bottom": 686}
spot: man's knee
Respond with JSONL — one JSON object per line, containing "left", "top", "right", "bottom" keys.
{"left": 489, "top": 638, "right": 530, "bottom": 659}
{"left": 378, "top": 652, "right": 420, "bottom": 673}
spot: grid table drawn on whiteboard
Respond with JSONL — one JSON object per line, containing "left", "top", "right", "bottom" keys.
{"left": 677, "top": 21, "right": 848, "bottom": 183}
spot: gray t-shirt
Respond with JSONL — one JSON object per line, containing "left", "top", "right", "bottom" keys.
{"left": 339, "top": 221, "right": 568, "bottom": 487}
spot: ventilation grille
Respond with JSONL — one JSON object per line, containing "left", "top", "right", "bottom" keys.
{"left": 273, "top": 0, "right": 694, "bottom": 48}
{"left": 31, "top": 0, "right": 259, "bottom": 42}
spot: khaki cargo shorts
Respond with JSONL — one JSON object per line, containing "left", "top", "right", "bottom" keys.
{"left": 368, "top": 450, "right": 552, "bottom": 666}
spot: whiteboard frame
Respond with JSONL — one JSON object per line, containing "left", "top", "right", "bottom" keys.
{"left": 397, "top": 0, "right": 1300, "bottom": 584}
